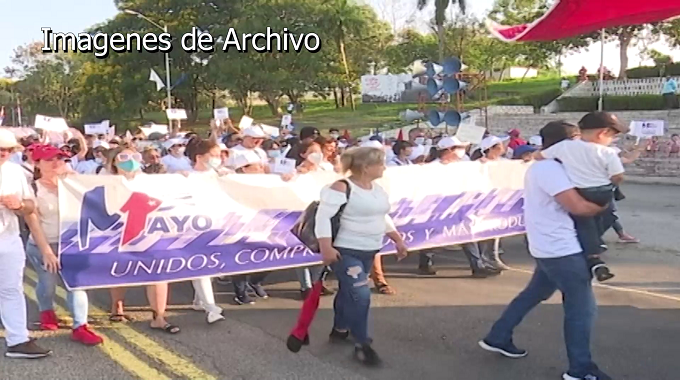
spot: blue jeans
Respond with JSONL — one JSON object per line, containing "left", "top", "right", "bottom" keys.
{"left": 330, "top": 247, "right": 377, "bottom": 345}
{"left": 25, "top": 242, "right": 89, "bottom": 328}
{"left": 484, "top": 253, "right": 598, "bottom": 378}
{"left": 232, "top": 272, "right": 268, "bottom": 298}
{"left": 295, "top": 265, "right": 324, "bottom": 291}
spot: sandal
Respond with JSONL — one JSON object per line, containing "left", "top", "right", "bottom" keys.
{"left": 151, "top": 323, "right": 181, "bottom": 334}
{"left": 376, "top": 283, "right": 396, "bottom": 295}
{"left": 109, "top": 314, "right": 134, "bottom": 323}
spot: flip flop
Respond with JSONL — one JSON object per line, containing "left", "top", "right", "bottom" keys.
{"left": 151, "top": 323, "right": 180, "bottom": 334}
{"left": 376, "top": 283, "right": 396, "bottom": 295}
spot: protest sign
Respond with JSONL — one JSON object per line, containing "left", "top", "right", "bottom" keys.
{"left": 271, "top": 158, "right": 296, "bottom": 174}
{"left": 166, "top": 109, "right": 188, "bottom": 120}
{"left": 213, "top": 108, "right": 229, "bottom": 120}
{"left": 281, "top": 114, "right": 292, "bottom": 127}
{"left": 238, "top": 116, "right": 253, "bottom": 131}
{"left": 455, "top": 124, "right": 486, "bottom": 144}
{"left": 58, "top": 161, "right": 527, "bottom": 290}
{"left": 260, "top": 124, "right": 280, "bottom": 138}
{"left": 35, "top": 115, "right": 69, "bottom": 132}
{"left": 629, "top": 120, "right": 665, "bottom": 138}
{"left": 84, "top": 120, "right": 111, "bottom": 135}
{"left": 139, "top": 124, "right": 169, "bottom": 137}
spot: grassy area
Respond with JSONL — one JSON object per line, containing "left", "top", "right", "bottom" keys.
{"left": 138, "top": 76, "right": 562, "bottom": 136}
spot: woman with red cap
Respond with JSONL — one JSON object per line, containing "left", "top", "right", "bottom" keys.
{"left": 507, "top": 129, "right": 527, "bottom": 152}
{"left": 24, "top": 144, "right": 104, "bottom": 346}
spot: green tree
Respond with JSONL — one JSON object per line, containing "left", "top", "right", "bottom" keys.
{"left": 416, "top": 0, "right": 467, "bottom": 62}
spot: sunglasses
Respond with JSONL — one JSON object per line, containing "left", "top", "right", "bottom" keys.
{"left": 117, "top": 153, "right": 142, "bottom": 162}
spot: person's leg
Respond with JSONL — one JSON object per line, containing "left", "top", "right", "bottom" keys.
{"left": 417, "top": 251, "right": 436, "bottom": 274}
{"left": 68, "top": 290, "right": 90, "bottom": 329}
{"left": 331, "top": 249, "right": 374, "bottom": 345}
{"left": 0, "top": 243, "right": 31, "bottom": 347}
{"left": 192, "top": 277, "right": 223, "bottom": 315}
{"left": 370, "top": 255, "right": 395, "bottom": 294}
{"left": 295, "top": 267, "right": 313, "bottom": 291}
{"left": 540, "top": 254, "right": 598, "bottom": 378}
{"left": 109, "top": 287, "right": 128, "bottom": 320}
{"left": 146, "top": 283, "right": 179, "bottom": 332}
{"left": 462, "top": 242, "right": 500, "bottom": 275}
{"left": 24, "top": 242, "right": 59, "bottom": 328}
{"left": 484, "top": 262, "right": 557, "bottom": 348}
{"left": 231, "top": 275, "right": 253, "bottom": 304}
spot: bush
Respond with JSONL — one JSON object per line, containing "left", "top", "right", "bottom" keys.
{"left": 557, "top": 95, "right": 665, "bottom": 112}
{"left": 626, "top": 63, "right": 680, "bottom": 79}
{"left": 495, "top": 88, "right": 563, "bottom": 112}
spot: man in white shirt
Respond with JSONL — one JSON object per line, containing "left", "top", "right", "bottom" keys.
{"left": 161, "top": 138, "right": 192, "bottom": 173}
{"left": 478, "top": 122, "right": 611, "bottom": 380}
{"left": 229, "top": 125, "right": 270, "bottom": 172}
{"left": 0, "top": 130, "right": 52, "bottom": 359}
{"left": 75, "top": 140, "right": 109, "bottom": 174}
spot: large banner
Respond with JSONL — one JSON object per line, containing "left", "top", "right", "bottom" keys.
{"left": 58, "top": 161, "right": 528, "bottom": 290}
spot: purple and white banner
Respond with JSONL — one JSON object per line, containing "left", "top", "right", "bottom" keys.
{"left": 58, "top": 161, "right": 528, "bottom": 290}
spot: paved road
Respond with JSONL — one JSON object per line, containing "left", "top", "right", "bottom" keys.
{"left": 1, "top": 183, "right": 679, "bottom": 380}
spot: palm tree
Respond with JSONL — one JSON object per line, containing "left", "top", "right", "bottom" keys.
{"left": 417, "top": 0, "right": 466, "bottom": 62}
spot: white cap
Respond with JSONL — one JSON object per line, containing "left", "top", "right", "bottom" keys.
{"left": 0, "top": 129, "right": 18, "bottom": 149}
{"left": 480, "top": 136, "right": 509, "bottom": 151}
{"left": 243, "top": 125, "right": 267, "bottom": 138}
{"left": 437, "top": 136, "right": 469, "bottom": 150}
{"left": 360, "top": 140, "right": 383, "bottom": 149}
{"left": 218, "top": 143, "right": 228, "bottom": 151}
{"left": 337, "top": 141, "right": 348, "bottom": 148}
{"left": 92, "top": 140, "right": 110, "bottom": 149}
{"left": 408, "top": 144, "right": 426, "bottom": 160}
{"left": 529, "top": 135, "right": 542, "bottom": 146}
{"left": 163, "top": 138, "right": 187, "bottom": 149}
{"left": 230, "top": 151, "right": 261, "bottom": 170}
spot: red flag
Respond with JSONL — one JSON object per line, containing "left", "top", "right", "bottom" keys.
{"left": 397, "top": 128, "right": 404, "bottom": 141}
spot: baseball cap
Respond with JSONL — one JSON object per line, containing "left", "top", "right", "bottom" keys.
{"left": 480, "top": 136, "right": 509, "bottom": 151}
{"left": 508, "top": 128, "right": 520, "bottom": 137}
{"left": 0, "top": 129, "right": 19, "bottom": 149}
{"left": 299, "top": 126, "right": 320, "bottom": 140}
{"left": 92, "top": 140, "right": 110, "bottom": 150}
{"left": 32, "top": 144, "right": 72, "bottom": 161}
{"left": 578, "top": 112, "right": 629, "bottom": 134}
{"left": 437, "top": 136, "right": 469, "bottom": 150}
{"left": 243, "top": 125, "right": 267, "bottom": 139}
{"left": 163, "top": 138, "right": 187, "bottom": 149}
{"left": 528, "top": 135, "right": 542, "bottom": 146}
{"left": 512, "top": 144, "right": 537, "bottom": 159}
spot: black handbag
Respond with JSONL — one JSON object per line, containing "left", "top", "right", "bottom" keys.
{"left": 290, "top": 179, "right": 351, "bottom": 253}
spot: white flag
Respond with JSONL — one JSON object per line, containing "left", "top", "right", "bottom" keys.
{"left": 149, "top": 69, "right": 165, "bottom": 91}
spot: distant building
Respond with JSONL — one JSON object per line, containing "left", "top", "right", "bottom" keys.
{"left": 486, "top": 67, "right": 538, "bottom": 80}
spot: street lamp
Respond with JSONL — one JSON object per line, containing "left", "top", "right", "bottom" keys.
{"left": 123, "top": 9, "right": 172, "bottom": 110}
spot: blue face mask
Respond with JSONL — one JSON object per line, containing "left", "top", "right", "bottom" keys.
{"left": 117, "top": 159, "right": 141, "bottom": 173}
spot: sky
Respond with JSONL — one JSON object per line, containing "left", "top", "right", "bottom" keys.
{"left": 1, "top": 0, "right": 679, "bottom": 76}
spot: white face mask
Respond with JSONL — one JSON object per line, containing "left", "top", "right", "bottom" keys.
{"left": 414, "top": 137, "right": 425, "bottom": 145}
{"left": 330, "top": 133, "right": 339, "bottom": 139}
{"left": 307, "top": 152, "right": 323, "bottom": 165}
{"left": 454, "top": 149, "right": 466, "bottom": 159}
{"left": 176, "top": 147, "right": 186, "bottom": 155}
{"left": 267, "top": 150, "right": 281, "bottom": 159}
{"left": 208, "top": 157, "right": 222, "bottom": 169}
{"left": 425, "top": 139, "right": 433, "bottom": 146}
{"left": 95, "top": 157, "right": 103, "bottom": 165}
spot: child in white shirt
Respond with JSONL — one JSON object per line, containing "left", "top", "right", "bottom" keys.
{"left": 536, "top": 113, "right": 627, "bottom": 282}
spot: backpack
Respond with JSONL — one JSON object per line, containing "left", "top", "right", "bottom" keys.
{"left": 290, "top": 179, "right": 351, "bottom": 253}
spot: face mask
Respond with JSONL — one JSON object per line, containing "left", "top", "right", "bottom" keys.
{"left": 267, "top": 150, "right": 281, "bottom": 159}
{"left": 330, "top": 133, "right": 339, "bottom": 139}
{"left": 414, "top": 137, "right": 425, "bottom": 145}
{"left": 95, "top": 157, "right": 103, "bottom": 165}
{"left": 208, "top": 157, "right": 222, "bottom": 169}
{"left": 176, "top": 147, "right": 186, "bottom": 155}
{"left": 307, "top": 152, "right": 323, "bottom": 165}
{"left": 425, "top": 139, "right": 433, "bottom": 146}
{"left": 117, "top": 159, "right": 141, "bottom": 173}
{"left": 454, "top": 149, "right": 466, "bottom": 159}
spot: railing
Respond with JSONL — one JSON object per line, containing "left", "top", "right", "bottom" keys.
{"left": 561, "top": 77, "right": 679, "bottom": 97}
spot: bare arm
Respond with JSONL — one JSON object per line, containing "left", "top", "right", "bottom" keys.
{"left": 25, "top": 211, "right": 54, "bottom": 256}
{"left": 554, "top": 189, "right": 606, "bottom": 217}
{"left": 610, "top": 173, "right": 624, "bottom": 185}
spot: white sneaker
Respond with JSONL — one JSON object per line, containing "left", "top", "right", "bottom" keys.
{"left": 207, "top": 311, "right": 225, "bottom": 324}
{"left": 192, "top": 299, "right": 205, "bottom": 311}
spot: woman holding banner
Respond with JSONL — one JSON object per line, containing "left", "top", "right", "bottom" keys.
{"left": 316, "top": 146, "right": 408, "bottom": 366}
{"left": 105, "top": 146, "right": 181, "bottom": 333}
{"left": 24, "top": 144, "right": 104, "bottom": 346}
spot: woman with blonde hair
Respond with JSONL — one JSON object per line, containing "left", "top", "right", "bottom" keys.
{"left": 315, "top": 147, "right": 408, "bottom": 366}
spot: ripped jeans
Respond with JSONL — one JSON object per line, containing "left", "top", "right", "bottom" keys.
{"left": 330, "top": 247, "right": 378, "bottom": 345}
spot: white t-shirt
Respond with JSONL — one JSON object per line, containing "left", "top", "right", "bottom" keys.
{"left": 524, "top": 160, "right": 582, "bottom": 259}
{"left": 0, "top": 161, "right": 36, "bottom": 239}
{"left": 31, "top": 181, "right": 59, "bottom": 244}
{"left": 161, "top": 154, "right": 192, "bottom": 173}
{"left": 228, "top": 145, "right": 268, "bottom": 168}
{"left": 315, "top": 180, "right": 396, "bottom": 251}
{"left": 387, "top": 157, "right": 412, "bottom": 166}
{"left": 75, "top": 159, "right": 101, "bottom": 174}
{"left": 319, "top": 160, "right": 335, "bottom": 171}
{"left": 19, "top": 162, "right": 35, "bottom": 185}
{"left": 541, "top": 139, "right": 624, "bottom": 188}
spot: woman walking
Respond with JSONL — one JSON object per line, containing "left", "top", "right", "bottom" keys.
{"left": 316, "top": 147, "right": 408, "bottom": 366}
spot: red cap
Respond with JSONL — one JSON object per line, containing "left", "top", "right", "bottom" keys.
{"left": 25, "top": 143, "right": 39, "bottom": 152}
{"left": 508, "top": 129, "right": 520, "bottom": 137}
{"left": 32, "top": 144, "right": 72, "bottom": 161}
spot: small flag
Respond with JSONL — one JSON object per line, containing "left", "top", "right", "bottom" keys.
{"left": 149, "top": 69, "right": 166, "bottom": 91}
{"left": 0, "top": 106, "right": 4, "bottom": 126}
{"left": 397, "top": 128, "right": 404, "bottom": 141}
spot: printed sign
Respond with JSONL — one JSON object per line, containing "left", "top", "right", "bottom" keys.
{"left": 238, "top": 116, "right": 253, "bottom": 131}
{"left": 84, "top": 120, "right": 111, "bottom": 135}
{"left": 58, "top": 162, "right": 527, "bottom": 290}
{"left": 35, "top": 115, "right": 69, "bottom": 132}
{"left": 260, "top": 124, "right": 280, "bottom": 138}
{"left": 271, "top": 158, "right": 296, "bottom": 174}
{"left": 213, "top": 108, "right": 229, "bottom": 120}
{"left": 455, "top": 124, "right": 486, "bottom": 144}
{"left": 629, "top": 120, "right": 665, "bottom": 137}
{"left": 281, "top": 114, "right": 292, "bottom": 127}
{"left": 166, "top": 109, "right": 188, "bottom": 120}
